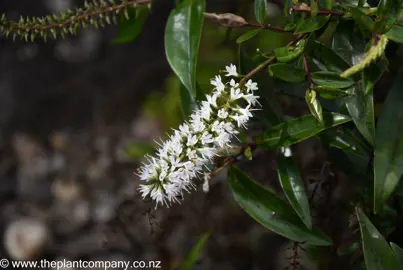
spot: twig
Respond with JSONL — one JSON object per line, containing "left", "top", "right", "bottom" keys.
{"left": 303, "top": 55, "right": 312, "bottom": 88}
{"left": 240, "top": 33, "right": 306, "bottom": 84}
{"left": 291, "top": 7, "right": 344, "bottom": 16}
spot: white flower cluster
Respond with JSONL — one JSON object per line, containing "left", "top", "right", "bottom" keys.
{"left": 137, "top": 64, "right": 259, "bottom": 208}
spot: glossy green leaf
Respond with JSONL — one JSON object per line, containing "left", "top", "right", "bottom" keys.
{"left": 311, "top": 41, "right": 351, "bottom": 72}
{"left": 312, "top": 85, "right": 349, "bottom": 99}
{"left": 345, "top": 84, "right": 376, "bottom": 146}
{"left": 311, "top": 72, "right": 355, "bottom": 88}
{"left": 347, "top": 6, "right": 374, "bottom": 33}
{"left": 165, "top": 0, "right": 204, "bottom": 99}
{"left": 236, "top": 28, "right": 262, "bottom": 44}
{"left": 332, "top": 28, "right": 378, "bottom": 145}
{"left": 254, "top": 0, "right": 267, "bottom": 24}
{"left": 257, "top": 113, "right": 352, "bottom": 148}
{"left": 386, "top": 24, "right": 403, "bottom": 44}
{"left": 284, "top": 23, "right": 296, "bottom": 31}
{"left": 320, "top": 127, "right": 371, "bottom": 157}
{"left": 112, "top": 6, "right": 150, "bottom": 43}
{"left": 357, "top": 208, "right": 403, "bottom": 269}
{"left": 179, "top": 233, "right": 210, "bottom": 270}
{"left": 277, "top": 147, "right": 312, "bottom": 229}
{"left": 305, "top": 89, "right": 323, "bottom": 121}
{"left": 273, "top": 46, "right": 303, "bottom": 63}
{"left": 375, "top": 0, "right": 401, "bottom": 33}
{"left": 303, "top": 32, "right": 316, "bottom": 55}
{"left": 228, "top": 166, "right": 332, "bottom": 245}
{"left": 391, "top": 243, "right": 403, "bottom": 266}
{"left": 269, "top": 63, "right": 306, "bottom": 82}
{"left": 374, "top": 76, "right": 403, "bottom": 213}
{"left": 294, "top": 16, "right": 330, "bottom": 34}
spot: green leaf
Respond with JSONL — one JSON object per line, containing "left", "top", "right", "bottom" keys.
{"left": 165, "top": 0, "right": 205, "bottom": 99}
{"left": 347, "top": 6, "right": 374, "bottom": 33}
{"left": 305, "top": 89, "right": 323, "bottom": 121}
{"left": 179, "top": 83, "right": 193, "bottom": 118}
{"left": 345, "top": 82, "right": 376, "bottom": 146}
{"left": 385, "top": 24, "right": 403, "bottom": 44}
{"left": 269, "top": 63, "right": 306, "bottom": 82}
{"left": 311, "top": 41, "right": 351, "bottom": 72}
{"left": 179, "top": 233, "right": 210, "bottom": 270}
{"left": 312, "top": 85, "right": 349, "bottom": 99}
{"left": 324, "top": 0, "right": 335, "bottom": 9}
{"left": 112, "top": 6, "right": 150, "bottom": 44}
{"left": 375, "top": 0, "right": 401, "bottom": 33}
{"left": 357, "top": 208, "right": 403, "bottom": 269}
{"left": 254, "top": 0, "right": 267, "bottom": 24}
{"left": 273, "top": 46, "right": 303, "bottom": 63}
{"left": 374, "top": 76, "right": 403, "bottom": 213}
{"left": 257, "top": 113, "right": 352, "bottom": 148}
{"left": 228, "top": 166, "right": 332, "bottom": 245}
{"left": 391, "top": 243, "right": 403, "bottom": 266}
{"left": 294, "top": 16, "right": 330, "bottom": 34}
{"left": 236, "top": 28, "right": 262, "bottom": 44}
{"left": 311, "top": 72, "right": 355, "bottom": 88}
{"left": 276, "top": 147, "right": 312, "bottom": 229}
{"left": 320, "top": 127, "right": 371, "bottom": 157}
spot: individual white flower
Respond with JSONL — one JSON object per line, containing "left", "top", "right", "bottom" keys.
{"left": 230, "top": 87, "right": 243, "bottom": 101}
{"left": 215, "top": 132, "right": 231, "bottom": 147}
{"left": 225, "top": 64, "right": 238, "bottom": 77}
{"left": 186, "top": 134, "right": 198, "bottom": 147}
{"left": 201, "top": 131, "right": 214, "bottom": 145}
{"left": 197, "top": 147, "right": 216, "bottom": 159}
{"left": 243, "top": 94, "right": 260, "bottom": 106}
{"left": 230, "top": 79, "right": 239, "bottom": 88}
{"left": 179, "top": 123, "right": 190, "bottom": 135}
{"left": 210, "top": 75, "right": 225, "bottom": 92}
{"left": 206, "top": 94, "right": 218, "bottom": 107}
{"left": 200, "top": 103, "right": 211, "bottom": 120}
{"left": 217, "top": 109, "right": 229, "bottom": 119}
{"left": 245, "top": 79, "right": 258, "bottom": 92}
{"left": 187, "top": 149, "right": 198, "bottom": 159}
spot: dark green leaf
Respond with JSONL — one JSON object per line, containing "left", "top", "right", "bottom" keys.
{"left": 254, "top": 0, "right": 267, "bottom": 24}
{"left": 305, "top": 89, "right": 323, "bottom": 121}
{"left": 236, "top": 28, "right": 262, "bottom": 44}
{"left": 284, "top": 23, "right": 296, "bottom": 31}
{"left": 320, "top": 127, "right": 371, "bottom": 157}
{"left": 294, "top": 16, "right": 330, "bottom": 34}
{"left": 357, "top": 208, "right": 402, "bottom": 269}
{"left": 374, "top": 76, "right": 403, "bottom": 213}
{"left": 375, "top": 0, "right": 401, "bottom": 33}
{"left": 347, "top": 6, "right": 374, "bottom": 33}
{"left": 312, "top": 41, "right": 351, "bottom": 72}
{"left": 277, "top": 147, "right": 312, "bottom": 229}
{"left": 228, "top": 166, "right": 332, "bottom": 245}
{"left": 165, "top": 0, "right": 205, "bottom": 99}
{"left": 391, "top": 243, "right": 403, "bottom": 266}
{"left": 179, "top": 233, "right": 210, "bottom": 270}
{"left": 257, "top": 113, "right": 352, "bottom": 148}
{"left": 303, "top": 32, "right": 316, "bottom": 55}
{"left": 344, "top": 82, "right": 376, "bottom": 145}
{"left": 273, "top": 46, "right": 303, "bottom": 63}
{"left": 112, "top": 6, "right": 150, "bottom": 43}
{"left": 311, "top": 72, "right": 355, "bottom": 88}
{"left": 385, "top": 24, "right": 403, "bottom": 44}
{"left": 180, "top": 83, "right": 192, "bottom": 118}
{"left": 324, "top": 0, "right": 335, "bottom": 9}
{"left": 269, "top": 63, "right": 306, "bottom": 82}
{"left": 312, "top": 86, "right": 349, "bottom": 99}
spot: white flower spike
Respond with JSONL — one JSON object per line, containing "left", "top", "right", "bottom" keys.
{"left": 137, "top": 64, "right": 259, "bottom": 208}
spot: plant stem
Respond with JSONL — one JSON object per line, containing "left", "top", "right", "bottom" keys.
{"left": 240, "top": 33, "right": 306, "bottom": 84}
{"left": 246, "top": 23, "right": 293, "bottom": 33}
{"left": 292, "top": 7, "right": 344, "bottom": 16}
